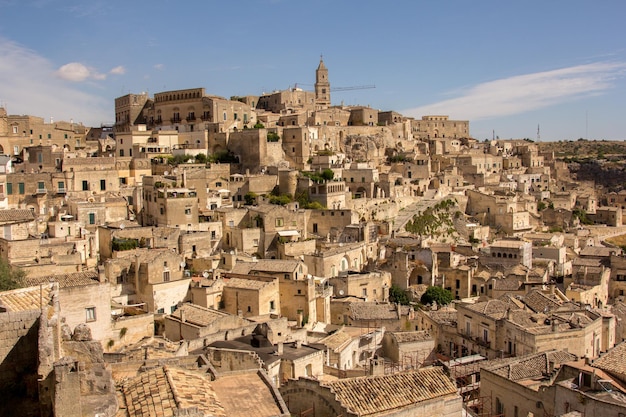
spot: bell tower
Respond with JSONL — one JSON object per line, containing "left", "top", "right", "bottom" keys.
{"left": 315, "top": 56, "right": 330, "bottom": 110}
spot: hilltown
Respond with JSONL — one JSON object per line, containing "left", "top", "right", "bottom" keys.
{"left": 0, "top": 59, "right": 625, "bottom": 417}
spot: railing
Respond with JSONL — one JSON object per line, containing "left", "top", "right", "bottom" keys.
{"left": 186, "top": 116, "right": 196, "bottom": 121}
{"left": 36, "top": 188, "right": 47, "bottom": 194}
{"left": 170, "top": 117, "right": 182, "bottom": 123}
{"left": 57, "top": 188, "right": 66, "bottom": 194}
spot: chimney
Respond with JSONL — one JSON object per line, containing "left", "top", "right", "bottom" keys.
{"left": 180, "top": 309, "right": 186, "bottom": 323}
{"left": 277, "top": 342, "right": 284, "bottom": 355}
{"left": 295, "top": 340, "right": 302, "bottom": 349}
{"left": 97, "top": 265, "right": 106, "bottom": 283}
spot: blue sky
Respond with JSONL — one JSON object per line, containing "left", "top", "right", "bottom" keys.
{"left": 1, "top": 0, "right": 625, "bottom": 141}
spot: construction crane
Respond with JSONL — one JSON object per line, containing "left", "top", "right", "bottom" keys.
{"left": 294, "top": 83, "right": 375, "bottom": 92}
{"left": 332, "top": 85, "right": 376, "bottom": 92}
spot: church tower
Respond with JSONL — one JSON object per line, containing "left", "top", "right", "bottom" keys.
{"left": 315, "top": 57, "right": 330, "bottom": 110}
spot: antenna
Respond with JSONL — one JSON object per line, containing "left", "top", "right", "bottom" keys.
{"left": 537, "top": 124, "right": 540, "bottom": 142}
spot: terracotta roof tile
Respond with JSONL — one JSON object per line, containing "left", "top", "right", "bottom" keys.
{"left": 322, "top": 368, "right": 457, "bottom": 415}
{"left": 0, "top": 284, "right": 53, "bottom": 312}
{"left": 593, "top": 342, "right": 626, "bottom": 383}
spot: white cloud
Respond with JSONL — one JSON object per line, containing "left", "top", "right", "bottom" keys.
{"left": 154, "top": 63, "right": 164, "bottom": 70}
{"left": 109, "top": 65, "right": 126, "bottom": 75}
{"left": 0, "top": 38, "right": 110, "bottom": 125}
{"left": 402, "top": 62, "right": 626, "bottom": 121}
{"left": 55, "top": 62, "right": 106, "bottom": 81}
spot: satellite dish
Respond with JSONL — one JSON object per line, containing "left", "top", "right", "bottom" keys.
{"left": 202, "top": 270, "right": 209, "bottom": 278}
{"left": 307, "top": 274, "right": 312, "bottom": 279}
{"left": 164, "top": 171, "right": 169, "bottom": 176}
{"left": 180, "top": 261, "right": 186, "bottom": 268}
{"left": 339, "top": 290, "right": 345, "bottom": 296}
{"left": 119, "top": 223, "right": 125, "bottom": 230}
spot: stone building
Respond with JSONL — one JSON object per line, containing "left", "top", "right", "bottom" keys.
{"left": 0, "top": 108, "right": 89, "bottom": 155}
{"left": 280, "top": 367, "right": 461, "bottom": 417}
{"left": 381, "top": 330, "right": 436, "bottom": 367}
{"left": 220, "top": 274, "right": 280, "bottom": 318}
{"left": 410, "top": 115, "right": 469, "bottom": 140}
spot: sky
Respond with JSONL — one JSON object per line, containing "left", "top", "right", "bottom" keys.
{"left": 1, "top": 0, "right": 626, "bottom": 141}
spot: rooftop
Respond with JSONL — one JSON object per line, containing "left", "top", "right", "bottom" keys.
{"left": 322, "top": 367, "right": 457, "bottom": 415}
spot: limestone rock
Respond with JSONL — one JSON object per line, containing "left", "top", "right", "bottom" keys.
{"left": 72, "top": 323, "right": 92, "bottom": 341}
{"left": 61, "top": 324, "right": 73, "bottom": 341}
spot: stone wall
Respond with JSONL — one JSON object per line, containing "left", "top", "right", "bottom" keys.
{"left": 0, "top": 310, "right": 40, "bottom": 398}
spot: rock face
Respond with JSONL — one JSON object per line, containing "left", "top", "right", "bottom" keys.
{"left": 61, "top": 324, "right": 73, "bottom": 341}
{"left": 72, "top": 323, "right": 92, "bottom": 342}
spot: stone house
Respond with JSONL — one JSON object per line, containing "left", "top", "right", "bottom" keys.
{"left": 25, "top": 271, "right": 112, "bottom": 343}
{"left": 330, "top": 300, "right": 414, "bottom": 331}
{"left": 304, "top": 241, "right": 371, "bottom": 279}
{"left": 129, "top": 248, "right": 191, "bottom": 314}
{"left": 141, "top": 175, "right": 200, "bottom": 231}
{"left": 247, "top": 203, "right": 307, "bottom": 258}
{"left": 210, "top": 335, "right": 325, "bottom": 387}
{"left": 480, "top": 350, "right": 626, "bottom": 417}
{"left": 313, "top": 327, "right": 361, "bottom": 370}
{"left": 220, "top": 274, "right": 280, "bottom": 318}
{"left": 280, "top": 367, "right": 461, "bottom": 417}
{"left": 164, "top": 303, "right": 255, "bottom": 342}
{"left": 590, "top": 206, "right": 623, "bottom": 226}
{"left": 0, "top": 208, "right": 36, "bottom": 240}
{"left": 478, "top": 350, "right": 578, "bottom": 417}
{"left": 232, "top": 259, "right": 317, "bottom": 326}
{"left": 328, "top": 270, "right": 391, "bottom": 302}
{"left": 381, "top": 330, "right": 436, "bottom": 367}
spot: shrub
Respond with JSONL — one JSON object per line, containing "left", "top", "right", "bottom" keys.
{"left": 389, "top": 285, "right": 410, "bottom": 305}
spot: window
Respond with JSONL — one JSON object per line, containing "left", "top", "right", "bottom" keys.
{"left": 85, "top": 307, "right": 96, "bottom": 322}
{"left": 100, "top": 179, "right": 106, "bottom": 191}
{"left": 18, "top": 182, "right": 24, "bottom": 194}
{"left": 185, "top": 208, "right": 191, "bottom": 215}
{"left": 120, "top": 149, "right": 124, "bottom": 157}
{"left": 270, "top": 300, "right": 275, "bottom": 311}
{"left": 284, "top": 274, "right": 290, "bottom": 280}
{"left": 6, "top": 183, "right": 11, "bottom": 195}
{"left": 163, "top": 270, "right": 170, "bottom": 282}
{"left": 362, "top": 288, "right": 367, "bottom": 297}
{"left": 82, "top": 180, "right": 89, "bottom": 191}
{"left": 88, "top": 213, "right": 95, "bottom": 225}
{"left": 37, "top": 181, "right": 45, "bottom": 191}
{"left": 313, "top": 223, "right": 318, "bottom": 233}
{"left": 12, "top": 126, "right": 17, "bottom": 134}
{"left": 275, "top": 218, "right": 284, "bottom": 227}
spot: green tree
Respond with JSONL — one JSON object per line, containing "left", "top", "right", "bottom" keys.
{"left": 320, "top": 168, "right": 334, "bottom": 181}
{"left": 0, "top": 259, "right": 26, "bottom": 291}
{"left": 253, "top": 122, "right": 265, "bottom": 129}
{"left": 244, "top": 191, "right": 258, "bottom": 205}
{"left": 389, "top": 285, "right": 410, "bottom": 305}
{"left": 420, "top": 286, "right": 453, "bottom": 306}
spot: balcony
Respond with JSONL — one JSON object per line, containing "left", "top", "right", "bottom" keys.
{"left": 475, "top": 336, "right": 491, "bottom": 349}
{"left": 170, "top": 117, "right": 182, "bottom": 124}
{"left": 56, "top": 188, "right": 67, "bottom": 194}
{"left": 200, "top": 114, "right": 212, "bottom": 121}
{"left": 35, "top": 188, "right": 48, "bottom": 195}
{"left": 186, "top": 115, "right": 196, "bottom": 122}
